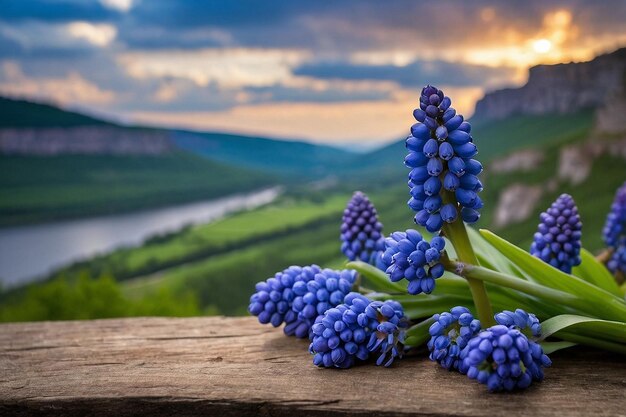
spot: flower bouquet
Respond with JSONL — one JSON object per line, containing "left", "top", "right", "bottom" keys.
{"left": 248, "top": 85, "right": 626, "bottom": 392}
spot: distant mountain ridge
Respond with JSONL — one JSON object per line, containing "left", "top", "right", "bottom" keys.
{"left": 0, "top": 95, "right": 356, "bottom": 178}
{"left": 473, "top": 47, "right": 626, "bottom": 121}
{"left": 0, "top": 96, "right": 111, "bottom": 128}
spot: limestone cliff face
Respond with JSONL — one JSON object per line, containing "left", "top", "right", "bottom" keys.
{"left": 473, "top": 48, "right": 626, "bottom": 121}
{"left": 0, "top": 127, "right": 173, "bottom": 156}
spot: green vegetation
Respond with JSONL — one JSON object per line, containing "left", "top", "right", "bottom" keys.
{"left": 0, "top": 153, "right": 274, "bottom": 225}
{"left": 56, "top": 195, "right": 351, "bottom": 280}
{"left": 0, "top": 98, "right": 621, "bottom": 323}
{"left": 120, "top": 187, "right": 415, "bottom": 315}
{"left": 472, "top": 109, "right": 594, "bottom": 161}
{"left": 174, "top": 131, "right": 356, "bottom": 178}
{"left": 0, "top": 273, "right": 201, "bottom": 322}
{"left": 0, "top": 96, "right": 110, "bottom": 128}
{"left": 487, "top": 153, "right": 626, "bottom": 252}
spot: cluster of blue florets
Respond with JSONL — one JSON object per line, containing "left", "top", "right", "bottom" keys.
{"left": 495, "top": 309, "right": 541, "bottom": 337}
{"left": 428, "top": 306, "right": 481, "bottom": 371}
{"left": 461, "top": 324, "right": 551, "bottom": 392}
{"left": 248, "top": 265, "right": 356, "bottom": 338}
{"left": 405, "top": 85, "right": 484, "bottom": 233}
{"left": 292, "top": 269, "right": 357, "bottom": 324}
{"left": 426, "top": 307, "right": 551, "bottom": 391}
{"left": 603, "top": 182, "right": 626, "bottom": 275}
{"left": 530, "top": 194, "right": 582, "bottom": 274}
{"left": 381, "top": 230, "right": 445, "bottom": 294}
{"left": 309, "top": 293, "right": 408, "bottom": 368}
{"left": 341, "top": 191, "right": 385, "bottom": 265}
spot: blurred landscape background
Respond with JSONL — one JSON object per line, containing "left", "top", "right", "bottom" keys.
{"left": 1, "top": 1, "right": 625, "bottom": 321}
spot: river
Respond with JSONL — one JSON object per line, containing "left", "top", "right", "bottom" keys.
{"left": 0, "top": 187, "right": 282, "bottom": 288}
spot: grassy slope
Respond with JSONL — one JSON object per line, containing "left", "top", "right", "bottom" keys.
{"left": 471, "top": 110, "right": 594, "bottom": 161}
{"left": 0, "top": 97, "right": 111, "bottom": 128}
{"left": 121, "top": 186, "right": 415, "bottom": 315}
{"left": 173, "top": 131, "right": 356, "bottom": 178}
{"left": 55, "top": 195, "right": 351, "bottom": 280}
{"left": 0, "top": 153, "right": 274, "bottom": 225}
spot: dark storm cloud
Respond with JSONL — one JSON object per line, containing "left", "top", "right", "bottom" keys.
{"left": 1, "top": 0, "right": 118, "bottom": 23}
{"left": 1, "top": 0, "right": 625, "bottom": 134}
{"left": 293, "top": 60, "right": 516, "bottom": 88}
{"left": 245, "top": 84, "right": 392, "bottom": 104}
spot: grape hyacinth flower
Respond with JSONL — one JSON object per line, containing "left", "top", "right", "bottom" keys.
{"left": 366, "top": 299, "right": 409, "bottom": 367}
{"left": 340, "top": 191, "right": 385, "bottom": 264}
{"left": 607, "top": 246, "right": 626, "bottom": 276}
{"left": 462, "top": 325, "right": 552, "bottom": 392}
{"left": 494, "top": 309, "right": 541, "bottom": 338}
{"left": 248, "top": 265, "right": 320, "bottom": 338}
{"left": 530, "top": 194, "right": 582, "bottom": 274}
{"left": 405, "top": 85, "right": 484, "bottom": 233}
{"left": 291, "top": 268, "right": 358, "bottom": 331}
{"left": 381, "top": 229, "right": 445, "bottom": 294}
{"left": 603, "top": 181, "right": 626, "bottom": 248}
{"left": 309, "top": 293, "right": 408, "bottom": 368}
{"left": 603, "top": 182, "right": 626, "bottom": 275}
{"left": 428, "top": 306, "right": 481, "bottom": 371}
{"left": 249, "top": 265, "right": 357, "bottom": 339}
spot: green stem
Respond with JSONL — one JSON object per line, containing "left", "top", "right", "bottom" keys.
{"left": 454, "top": 262, "right": 596, "bottom": 317}
{"left": 442, "top": 216, "right": 494, "bottom": 326}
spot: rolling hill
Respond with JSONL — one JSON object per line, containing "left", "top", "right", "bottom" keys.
{"left": 172, "top": 130, "right": 356, "bottom": 178}
{"left": 0, "top": 96, "right": 111, "bottom": 128}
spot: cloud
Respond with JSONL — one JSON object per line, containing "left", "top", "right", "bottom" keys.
{"left": 130, "top": 86, "right": 483, "bottom": 143}
{"left": 294, "top": 59, "right": 517, "bottom": 89}
{"left": 67, "top": 22, "right": 117, "bottom": 47}
{"left": 1, "top": 0, "right": 118, "bottom": 23}
{"left": 100, "top": 0, "right": 134, "bottom": 13}
{"left": 1, "top": 0, "right": 625, "bottom": 143}
{"left": 0, "top": 61, "right": 115, "bottom": 104}
{"left": 117, "top": 48, "right": 309, "bottom": 88}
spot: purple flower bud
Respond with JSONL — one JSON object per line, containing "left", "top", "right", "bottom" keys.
{"left": 530, "top": 194, "right": 582, "bottom": 273}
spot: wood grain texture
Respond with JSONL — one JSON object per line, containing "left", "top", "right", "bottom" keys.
{"left": 0, "top": 316, "right": 624, "bottom": 416}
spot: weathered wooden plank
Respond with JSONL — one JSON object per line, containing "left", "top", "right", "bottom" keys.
{"left": 0, "top": 317, "right": 624, "bottom": 416}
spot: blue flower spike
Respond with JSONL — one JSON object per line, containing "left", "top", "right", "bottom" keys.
{"left": 603, "top": 181, "right": 626, "bottom": 248}
{"left": 381, "top": 229, "right": 446, "bottom": 294}
{"left": 530, "top": 193, "right": 582, "bottom": 273}
{"left": 341, "top": 191, "right": 385, "bottom": 265}
{"left": 309, "top": 293, "right": 408, "bottom": 368}
{"left": 494, "top": 309, "right": 542, "bottom": 338}
{"left": 406, "top": 85, "right": 484, "bottom": 233}
{"left": 428, "top": 306, "right": 481, "bottom": 371}
{"left": 249, "top": 266, "right": 357, "bottom": 339}
{"left": 462, "top": 325, "right": 552, "bottom": 392}
{"left": 292, "top": 268, "right": 358, "bottom": 329}
{"left": 603, "top": 182, "right": 626, "bottom": 276}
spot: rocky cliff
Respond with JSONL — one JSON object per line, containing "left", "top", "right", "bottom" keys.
{"left": 473, "top": 48, "right": 626, "bottom": 121}
{"left": 0, "top": 127, "right": 173, "bottom": 156}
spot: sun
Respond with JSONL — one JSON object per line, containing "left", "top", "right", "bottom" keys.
{"left": 533, "top": 39, "right": 553, "bottom": 54}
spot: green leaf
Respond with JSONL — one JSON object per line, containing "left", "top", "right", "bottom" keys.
{"left": 540, "top": 314, "right": 626, "bottom": 344}
{"left": 405, "top": 318, "right": 434, "bottom": 348}
{"left": 554, "top": 332, "right": 626, "bottom": 355}
{"left": 572, "top": 249, "right": 622, "bottom": 296}
{"left": 346, "top": 261, "right": 405, "bottom": 293}
{"left": 466, "top": 227, "right": 528, "bottom": 279}
{"left": 479, "top": 229, "right": 626, "bottom": 321}
{"left": 540, "top": 341, "right": 577, "bottom": 355}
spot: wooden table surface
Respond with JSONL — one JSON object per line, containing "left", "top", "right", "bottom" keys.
{"left": 1, "top": 316, "right": 625, "bottom": 416}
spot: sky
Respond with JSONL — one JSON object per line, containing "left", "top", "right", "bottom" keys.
{"left": 1, "top": 1, "right": 625, "bottom": 147}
